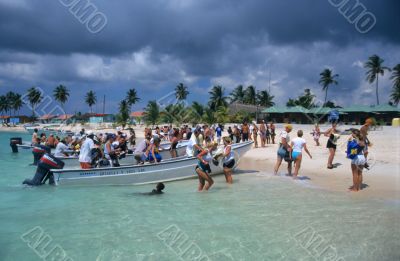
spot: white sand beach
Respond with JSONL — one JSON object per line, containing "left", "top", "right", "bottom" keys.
{"left": 238, "top": 124, "right": 400, "bottom": 200}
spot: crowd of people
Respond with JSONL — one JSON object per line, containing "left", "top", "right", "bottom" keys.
{"left": 30, "top": 124, "right": 238, "bottom": 191}
{"left": 31, "top": 117, "right": 374, "bottom": 192}
{"left": 271, "top": 119, "right": 373, "bottom": 192}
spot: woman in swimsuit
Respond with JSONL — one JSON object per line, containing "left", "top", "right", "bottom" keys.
{"left": 290, "top": 130, "right": 312, "bottom": 179}
{"left": 195, "top": 141, "right": 218, "bottom": 191}
{"left": 269, "top": 122, "right": 276, "bottom": 144}
{"left": 324, "top": 122, "right": 340, "bottom": 169}
{"left": 222, "top": 137, "right": 235, "bottom": 184}
{"left": 259, "top": 120, "right": 266, "bottom": 147}
{"left": 170, "top": 129, "right": 180, "bottom": 158}
{"left": 265, "top": 125, "right": 271, "bottom": 145}
{"left": 348, "top": 129, "right": 366, "bottom": 192}
{"left": 252, "top": 123, "right": 259, "bottom": 148}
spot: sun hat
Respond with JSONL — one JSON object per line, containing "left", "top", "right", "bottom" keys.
{"left": 284, "top": 124, "right": 293, "bottom": 131}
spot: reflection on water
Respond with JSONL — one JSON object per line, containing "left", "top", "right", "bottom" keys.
{"left": 0, "top": 132, "right": 399, "bottom": 260}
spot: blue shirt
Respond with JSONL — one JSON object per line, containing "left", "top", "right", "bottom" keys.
{"left": 216, "top": 127, "right": 222, "bottom": 137}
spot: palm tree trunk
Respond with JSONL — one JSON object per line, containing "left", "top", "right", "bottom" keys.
{"left": 324, "top": 87, "right": 328, "bottom": 106}
{"left": 376, "top": 75, "right": 380, "bottom": 105}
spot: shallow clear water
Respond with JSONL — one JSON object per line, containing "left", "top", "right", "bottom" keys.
{"left": 0, "top": 132, "right": 399, "bottom": 261}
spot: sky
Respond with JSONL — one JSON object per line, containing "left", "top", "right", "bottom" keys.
{"left": 0, "top": 0, "right": 399, "bottom": 114}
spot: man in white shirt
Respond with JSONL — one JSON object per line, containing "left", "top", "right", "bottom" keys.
{"left": 79, "top": 131, "right": 95, "bottom": 169}
{"left": 186, "top": 129, "right": 202, "bottom": 157}
{"left": 54, "top": 137, "right": 72, "bottom": 157}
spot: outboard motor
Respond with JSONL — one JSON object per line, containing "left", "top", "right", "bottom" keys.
{"left": 32, "top": 145, "right": 51, "bottom": 165}
{"left": 23, "top": 154, "right": 65, "bottom": 186}
{"left": 10, "top": 137, "right": 22, "bottom": 153}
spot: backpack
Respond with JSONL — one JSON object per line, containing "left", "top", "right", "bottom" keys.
{"left": 347, "top": 140, "right": 359, "bottom": 159}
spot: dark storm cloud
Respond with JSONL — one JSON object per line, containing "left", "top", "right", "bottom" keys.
{"left": 0, "top": 0, "right": 399, "bottom": 112}
{"left": 0, "top": 0, "right": 399, "bottom": 56}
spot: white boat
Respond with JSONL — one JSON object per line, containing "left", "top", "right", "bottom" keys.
{"left": 58, "top": 140, "right": 189, "bottom": 168}
{"left": 51, "top": 141, "right": 253, "bottom": 186}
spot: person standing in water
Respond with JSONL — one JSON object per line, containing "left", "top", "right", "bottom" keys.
{"left": 170, "top": 129, "right": 180, "bottom": 158}
{"left": 31, "top": 128, "right": 39, "bottom": 145}
{"left": 195, "top": 141, "right": 218, "bottom": 191}
{"left": 347, "top": 129, "right": 366, "bottom": 192}
{"left": 274, "top": 124, "right": 293, "bottom": 175}
{"left": 291, "top": 130, "right": 312, "bottom": 179}
{"left": 222, "top": 137, "right": 235, "bottom": 184}
{"left": 324, "top": 122, "right": 340, "bottom": 169}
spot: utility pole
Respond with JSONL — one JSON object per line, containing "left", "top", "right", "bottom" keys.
{"left": 102, "top": 95, "right": 105, "bottom": 114}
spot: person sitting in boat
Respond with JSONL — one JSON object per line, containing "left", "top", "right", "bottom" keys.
{"left": 54, "top": 136, "right": 72, "bottom": 157}
{"left": 113, "top": 133, "right": 128, "bottom": 159}
{"left": 46, "top": 134, "right": 56, "bottom": 149}
{"left": 78, "top": 131, "right": 95, "bottom": 169}
{"left": 134, "top": 135, "right": 151, "bottom": 165}
{"left": 195, "top": 141, "right": 218, "bottom": 191}
{"left": 40, "top": 133, "right": 47, "bottom": 145}
{"left": 105, "top": 134, "right": 120, "bottom": 167}
{"left": 128, "top": 129, "right": 136, "bottom": 152}
{"left": 147, "top": 137, "right": 162, "bottom": 163}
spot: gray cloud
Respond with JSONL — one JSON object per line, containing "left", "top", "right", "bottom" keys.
{"left": 0, "top": 0, "right": 399, "bottom": 113}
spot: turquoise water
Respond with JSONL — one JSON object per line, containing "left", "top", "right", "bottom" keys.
{"left": 0, "top": 132, "right": 399, "bottom": 261}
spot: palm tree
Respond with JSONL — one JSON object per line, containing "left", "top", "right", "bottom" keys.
{"left": 126, "top": 88, "right": 140, "bottom": 111}
{"left": 202, "top": 108, "right": 216, "bottom": 125}
{"left": 319, "top": 69, "right": 339, "bottom": 106}
{"left": 117, "top": 100, "right": 130, "bottom": 129}
{"left": 0, "top": 95, "right": 8, "bottom": 116}
{"left": 5, "top": 92, "right": 15, "bottom": 116}
{"left": 189, "top": 101, "right": 204, "bottom": 124}
{"left": 244, "top": 85, "right": 257, "bottom": 105}
{"left": 390, "top": 64, "right": 400, "bottom": 106}
{"left": 175, "top": 83, "right": 189, "bottom": 102}
{"left": 214, "top": 106, "right": 229, "bottom": 123}
{"left": 364, "top": 55, "right": 391, "bottom": 105}
{"left": 27, "top": 87, "right": 42, "bottom": 118}
{"left": 208, "top": 85, "right": 228, "bottom": 110}
{"left": 85, "top": 90, "right": 97, "bottom": 113}
{"left": 230, "top": 85, "right": 245, "bottom": 103}
{"left": 53, "top": 85, "right": 70, "bottom": 114}
{"left": 143, "top": 100, "right": 160, "bottom": 126}
{"left": 12, "top": 93, "right": 23, "bottom": 116}
{"left": 257, "top": 90, "right": 275, "bottom": 107}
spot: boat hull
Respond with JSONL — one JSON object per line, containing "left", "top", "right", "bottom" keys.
{"left": 52, "top": 141, "right": 253, "bottom": 186}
